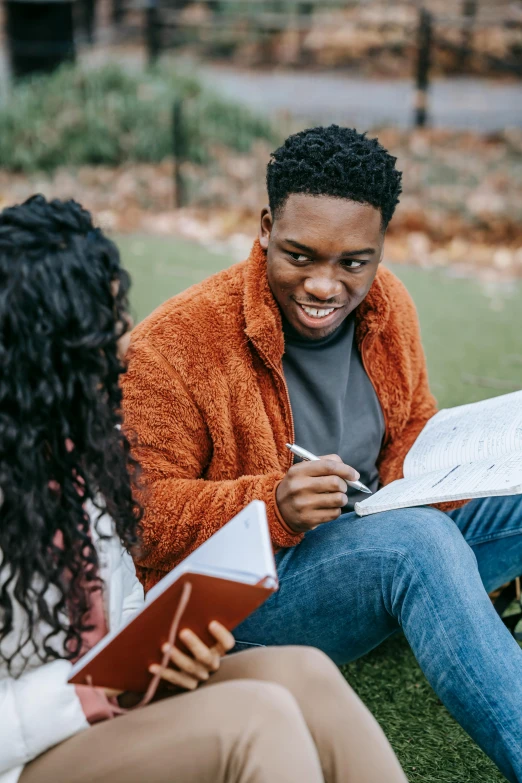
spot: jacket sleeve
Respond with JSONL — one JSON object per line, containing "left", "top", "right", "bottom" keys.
{"left": 0, "top": 660, "right": 88, "bottom": 775}
{"left": 122, "top": 338, "right": 302, "bottom": 581}
{"left": 377, "top": 326, "right": 437, "bottom": 486}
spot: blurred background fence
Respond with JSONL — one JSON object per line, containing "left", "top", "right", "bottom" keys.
{"left": 120, "top": 0, "right": 522, "bottom": 127}
{"left": 3, "top": 2, "right": 522, "bottom": 101}
{"left": 108, "top": 0, "right": 522, "bottom": 79}
{"left": 1, "top": 1, "right": 521, "bottom": 214}
{"left": 0, "top": 1, "right": 521, "bottom": 263}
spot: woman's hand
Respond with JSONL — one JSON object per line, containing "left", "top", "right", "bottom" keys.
{"left": 102, "top": 687, "right": 123, "bottom": 698}
{"left": 148, "top": 621, "right": 235, "bottom": 691}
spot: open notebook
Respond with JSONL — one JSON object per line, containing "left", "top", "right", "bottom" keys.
{"left": 355, "top": 390, "right": 522, "bottom": 517}
{"left": 69, "top": 500, "right": 277, "bottom": 692}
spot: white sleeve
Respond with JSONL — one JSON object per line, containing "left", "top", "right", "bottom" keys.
{"left": 119, "top": 549, "right": 145, "bottom": 627}
{"left": 0, "top": 660, "right": 88, "bottom": 774}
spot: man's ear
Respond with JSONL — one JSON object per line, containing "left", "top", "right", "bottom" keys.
{"left": 259, "top": 207, "right": 272, "bottom": 250}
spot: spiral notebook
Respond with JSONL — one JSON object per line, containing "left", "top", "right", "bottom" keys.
{"left": 68, "top": 500, "right": 277, "bottom": 692}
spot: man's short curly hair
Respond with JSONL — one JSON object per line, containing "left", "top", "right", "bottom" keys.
{"left": 266, "top": 125, "right": 402, "bottom": 228}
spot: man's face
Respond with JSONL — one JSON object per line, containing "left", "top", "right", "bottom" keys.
{"left": 260, "top": 194, "right": 385, "bottom": 340}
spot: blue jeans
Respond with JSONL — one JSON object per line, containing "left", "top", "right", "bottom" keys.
{"left": 234, "top": 496, "right": 522, "bottom": 782}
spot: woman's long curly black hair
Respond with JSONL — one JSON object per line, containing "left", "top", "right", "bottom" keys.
{"left": 0, "top": 195, "right": 142, "bottom": 672}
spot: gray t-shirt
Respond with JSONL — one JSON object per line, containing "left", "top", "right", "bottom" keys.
{"left": 282, "top": 315, "right": 385, "bottom": 510}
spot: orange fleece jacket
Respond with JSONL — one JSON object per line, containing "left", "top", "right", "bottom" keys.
{"left": 122, "top": 240, "right": 456, "bottom": 592}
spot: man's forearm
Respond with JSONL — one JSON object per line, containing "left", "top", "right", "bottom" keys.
{"left": 133, "top": 470, "right": 301, "bottom": 587}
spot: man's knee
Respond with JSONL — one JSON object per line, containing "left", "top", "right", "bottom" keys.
{"left": 391, "top": 510, "right": 482, "bottom": 590}
{"left": 376, "top": 506, "right": 472, "bottom": 557}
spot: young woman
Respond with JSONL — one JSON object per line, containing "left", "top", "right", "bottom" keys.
{"left": 0, "top": 195, "right": 407, "bottom": 783}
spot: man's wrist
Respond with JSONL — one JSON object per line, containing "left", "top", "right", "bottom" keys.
{"left": 273, "top": 480, "right": 301, "bottom": 537}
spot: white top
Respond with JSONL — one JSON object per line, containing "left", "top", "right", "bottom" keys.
{"left": 0, "top": 502, "right": 145, "bottom": 783}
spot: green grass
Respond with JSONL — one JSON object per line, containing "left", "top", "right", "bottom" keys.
{"left": 341, "top": 636, "right": 505, "bottom": 783}
{"left": 394, "top": 266, "right": 522, "bottom": 410}
{"left": 118, "top": 234, "right": 522, "bottom": 783}
{"left": 118, "top": 235, "right": 231, "bottom": 324}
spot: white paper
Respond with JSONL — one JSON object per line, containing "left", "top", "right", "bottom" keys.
{"left": 404, "top": 390, "right": 522, "bottom": 478}
{"left": 356, "top": 451, "right": 522, "bottom": 516}
{"left": 146, "top": 499, "right": 276, "bottom": 604}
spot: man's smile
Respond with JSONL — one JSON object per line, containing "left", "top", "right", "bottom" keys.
{"left": 293, "top": 300, "right": 346, "bottom": 330}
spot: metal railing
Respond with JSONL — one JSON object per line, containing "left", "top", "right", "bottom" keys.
{"left": 127, "top": 1, "right": 522, "bottom": 127}
{"left": 131, "top": 2, "right": 522, "bottom": 72}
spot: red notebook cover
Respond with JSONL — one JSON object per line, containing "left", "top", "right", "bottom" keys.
{"left": 69, "top": 571, "right": 275, "bottom": 693}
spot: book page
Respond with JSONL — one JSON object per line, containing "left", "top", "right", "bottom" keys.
{"left": 404, "top": 391, "right": 522, "bottom": 478}
{"left": 356, "top": 450, "right": 522, "bottom": 516}
{"left": 146, "top": 500, "right": 276, "bottom": 604}
{"left": 186, "top": 499, "right": 275, "bottom": 579}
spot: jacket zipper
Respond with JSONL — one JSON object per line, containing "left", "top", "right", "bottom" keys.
{"left": 280, "top": 371, "right": 295, "bottom": 469}
{"left": 361, "top": 333, "right": 389, "bottom": 447}
{"left": 254, "top": 345, "right": 295, "bottom": 470}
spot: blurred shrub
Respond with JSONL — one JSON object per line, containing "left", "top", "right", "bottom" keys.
{"left": 0, "top": 64, "right": 276, "bottom": 172}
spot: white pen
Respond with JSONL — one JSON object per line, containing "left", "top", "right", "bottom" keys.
{"left": 285, "top": 443, "right": 373, "bottom": 495}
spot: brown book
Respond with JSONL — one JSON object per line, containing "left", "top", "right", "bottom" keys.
{"left": 68, "top": 501, "right": 277, "bottom": 693}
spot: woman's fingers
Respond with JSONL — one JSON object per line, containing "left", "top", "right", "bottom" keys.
{"left": 102, "top": 687, "right": 123, "bottom": 698}
{"left": 208, "top": 621, "right": 235, "bottom": 656}
{"left": 178, "top": 628, "right": 221, "bottom": 672}
{"left": 148, "top": 663, "right": 199, "bottom": 691}
{"left": 162, "top": 642, "right": 211, "bottom": 681}
{"left": 151, "top": 624, "right": 234, "bottom": 692}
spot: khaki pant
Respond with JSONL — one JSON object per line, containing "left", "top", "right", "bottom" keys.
{"left": 21, "top": 646, "right": 407, "bottom": 783}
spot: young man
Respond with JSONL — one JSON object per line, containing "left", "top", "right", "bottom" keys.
{"left": 123, "top": 126, "right": 522, "bottom": 782}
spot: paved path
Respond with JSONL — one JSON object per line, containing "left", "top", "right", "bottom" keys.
{"left": 199, "top": 66, "right": 522, "bottom": 131}
{"left": 1, "top": 40, "right": 521, "bottom": 131}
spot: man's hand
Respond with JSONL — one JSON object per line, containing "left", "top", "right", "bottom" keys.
{"left": 276, "top": 454, "right": 360, "bottom": 534}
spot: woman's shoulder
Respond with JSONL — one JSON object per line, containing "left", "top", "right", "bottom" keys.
{"left": 85, "top": 499, "right": 144, "bottom": 628}
{"left": 85, "top": 499, "right": 138, "bottom": 585}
